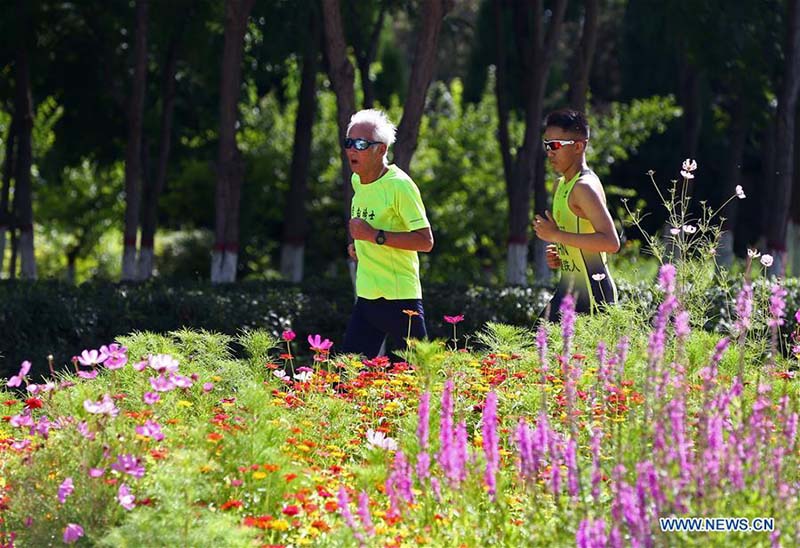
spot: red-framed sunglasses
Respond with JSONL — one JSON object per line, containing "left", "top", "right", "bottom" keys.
{"left": 542, "top": 139, "right": 582, "bottom": 152}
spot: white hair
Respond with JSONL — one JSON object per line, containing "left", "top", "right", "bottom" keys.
{"left": 347, "top": 109, "right": 397, "bottom": 147}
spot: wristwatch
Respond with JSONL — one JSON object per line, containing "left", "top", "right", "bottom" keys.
{"left": 375, "top": 230, "right": 386, "bottom": 245}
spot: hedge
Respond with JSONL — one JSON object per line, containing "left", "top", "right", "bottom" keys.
{"left": 2, "top": 276, "right": 797, "bottom": 379}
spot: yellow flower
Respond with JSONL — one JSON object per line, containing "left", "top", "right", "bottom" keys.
{"left": 199, "top": 465, "right": 213, "bottom": 473}
{"left": 211, "top": 375, "right": 223, "bottom": 382}
{"left": 270, "top": 519, "right": 290, "bottom": 531}
{"left": 177, "top": 400, "right": 192, "bottom": 407}
{"left": 252, "top": 471, "right": 267, "bottom": 480}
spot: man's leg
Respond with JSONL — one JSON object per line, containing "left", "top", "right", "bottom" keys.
{"left": 377, "top": 299, "right": 427, "bottom": 359}
{"left": 342, "top": 298, "right": 387, "bottom": 358}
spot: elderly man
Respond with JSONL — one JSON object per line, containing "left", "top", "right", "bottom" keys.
{"left": 341, "top": 109, "right": 434, "bottom": 358}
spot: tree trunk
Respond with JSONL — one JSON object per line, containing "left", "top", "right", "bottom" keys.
{"left": 321, "top": 0, "right": 358, "bottom": 284}
{"left": 280, "top": 11, "right": 320, "bottom": 283}
{"left": 717, "top": 97, "right": 748, "bottom": 268}
{"left": 14, "top": 0, "right": 36, "bottom": 280}
{"left": 0, "top": 116, "right": 16, "bottom": 276}
{"left": 121, "top": 0, "right": 149, "bottom": 281}
{"left": 355, "top": 2, "right": 386, "bottom": 109}
{"left": 393, "top": 0, "right": 452, "bottom": 171}
{"left": 788, "top": 106, "right": 800, "bottom": 275}
{"left": 211, "top": 0, "right": 255, "bottom": 283}
{"left": 567, "top": 0, "right": 599, "bottom": 112}
{"left": 138, "top": 30, "right": 181, "bottom": 281}
{"left": 496, "top": 0, "right": 568, "bottom": 285}
{"left": 766, "top": 0, "right": 800, "bottom": 274}
{"left": 678, "top": 58, "right": 703, "bottom": 160}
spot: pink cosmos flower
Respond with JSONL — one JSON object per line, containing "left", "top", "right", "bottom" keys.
{"left": 171, "top": 374, "right": 193, "bottom": 389}
{"left": 133, "top": 359, "right": 148, "bottom": 372}
{"left": 282, "top": 330, "right": 296, "bottom": 342}
{"left": 58, "top": 477, "right": 74, "bottom": 504}
{"left": 117, "top": 484, "right": 135, "bottom": 510}
{"left": 11, "top": 439, "right": 31, "bottom": 451}
{"left": 88, "top": 468, "right": 105, "bottom": 478}
{"left": 83, "top": 394, "right": 119, "bottom": 417}
{"left": 135, "top": 420, "right": 165, "bottom": 442}
{"left": 77, "top": 369, "right": 99, "bottom": 380}
{"left": 7, "top": 360, "right": 32, "bottom": 387}
{"left": 77, "top": 422, "right": 96, "bottom": 441}
{"left": 366, "top": 429, "right": 398, "bottom": 451}
{"left": 308, "top": 334, "right": 333, "bottom": 353}
{"left": 203, "top": 382, "right": 214, "bottom": 393}
{"left": 143, "top": 392, "right": 160, "bottom": 405}
{"left": 101, "top": 343, "right": 128, "bottom": 369}
{"left": 78, "top": 349, "right": 107, "bottom": 366}
{"left": 444, "top": 315, "right": 464, "bottom": 324}
{"left": 148, "top": 354, "right": 180, "bottom": 374}
{"left": 111, "top": 454, "right": 145, "bottom": 479}
{"left": 9, "top": 413, "right": 34, "bottom": 428}
{"left": 63, "top": 523, "right": 84, "bottom": 544}
{"left": 149, "top": 375, "right": 175, "bottom": 392}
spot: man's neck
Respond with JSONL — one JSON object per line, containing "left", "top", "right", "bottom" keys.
{"left": 562, "top": 159, "right": 588, "bottom": 182}
{"left": 359, "top": 163, "right": 389, "bottom": 185}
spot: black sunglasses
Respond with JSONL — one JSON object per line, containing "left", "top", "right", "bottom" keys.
{"left": 344, "top": 137, "right": 383, "bottom": 151}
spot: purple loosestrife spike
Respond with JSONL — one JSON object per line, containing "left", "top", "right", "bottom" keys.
{"left": 515, "top": 420, "right": 534, "bottom": 481}
{"left": 454, "top": 421, "right": 469, "bottom": 485}
{"left": 657, "top": 263, "right": 677, "bottom": 294}
{"left": 337, "top": 486, "right": 366, "bottom": 546}
{"left": 417, "top": 392, "right": 430, "bottom": 450}
{"left": 734, "top": 283, "right": 754, "bottom": 334}
{"left": 566, "top": 437, "right": 579, "bottom": 498}
{"left": 357, "top": 491, "right": 374, "bottom": 536}
{"left": 393, "top": 450, "right": 414, "bottom": 503}
{"left": 560, "top": 293, "right": 577, "bottom": 357}
{"left": 536, "top": 325, "right": 549, "bottom": 375}
{"left": 437, "top": 380, "right": 455, "bottom": 478}
{"left": 590, "top": 427, "right": 603, "bottom": 502}
{"left": 768, "top": 283, "right": 788, "bottom": 328}
{"left": 415, "top": 451, "right": 430, "bottom": 483}
{"left": 482, "top": 392, "right": 500, "bottom": 499}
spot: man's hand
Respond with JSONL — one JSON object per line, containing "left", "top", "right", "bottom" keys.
{"left": 533, "top": 211, "right": 561, "bottom": 242}
{"left": 545, "top": 244, "right": 561, "bottom": 270}
{"left": 349, "top": 218, "right": 375, "bottom": 241}
{"left": 347, "top": 243, "right": 358, "bottom": 261}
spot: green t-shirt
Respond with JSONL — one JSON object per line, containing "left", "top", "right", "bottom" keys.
{"left": 351, "top": 164, "right": 430, "bottom": 300}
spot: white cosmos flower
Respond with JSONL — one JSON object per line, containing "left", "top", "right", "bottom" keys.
{"left": 669, "top": 227, "right": 681, "bottom": 235}
{"left": 293, "top": 370, "right": 313, "bottom": 382}
{"left": 591, "top": 273, "right": 607, "bottom": 282}
{"left": 366, "top": 429, "right": 398, "bottom": 451}
{"left": 747, "top": 248, "right": 761, "bottom": 259}
{"left": 682, "top": 158, "right": 697, "bottom": 172}
{"left": 680, "top": 170, "right": 695, "bottom": 179}
{"left": 682, "top": 225, "right": 697, "bottom": 234}
{"left": 735, "top": 185, "right": 746, "bottom": 199}
{"left": 273, "top": 370, "right": 287, "bottom": 380}
{"left": 760, "top": 254, "right": 774, "bottom": 268}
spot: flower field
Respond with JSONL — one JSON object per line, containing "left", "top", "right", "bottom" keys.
{"left": 0, "top": 264, "right": 799, "bottom": 547}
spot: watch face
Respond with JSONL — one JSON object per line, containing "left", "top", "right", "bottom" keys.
{"left": 376, "top": 231, "right": 386, "bottom": 245}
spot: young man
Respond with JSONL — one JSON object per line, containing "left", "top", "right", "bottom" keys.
{"left": 341, "top": 109, "right": 434, "bottom": 358}
{"left": 533, "top": 109, "right": 619, "bottom": 322}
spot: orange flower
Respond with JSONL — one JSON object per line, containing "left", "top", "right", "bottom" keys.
{"left": 402, "top": 309, "right": 420, "bottom": 317}
{"left": 221, "top": 499, "right": 243, "bottom": 511}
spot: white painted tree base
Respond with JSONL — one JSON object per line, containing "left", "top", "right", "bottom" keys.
{"left": 137, "top": 247, "right": 155, "bottom": 281}
{"left": 19, "top": 230, "right": 36, "bottom": 280}
{"left": 210, "top": 251, "right": 238, "bottom": 283}
{"left": 121, "top": 246, "right": 138, "bottom": 281}
{"left": 280, "top": 244, "right": 304, "bottom": 283}
{"left": 506, "top": 243, "right": 528, "bottom": 286}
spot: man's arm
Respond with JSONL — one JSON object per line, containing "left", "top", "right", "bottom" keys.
{"left": 533, "top": 180, "right": 620, "bottom": 253}
{"left": 349, "top": 218, "right": 434, "bottom": 252}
